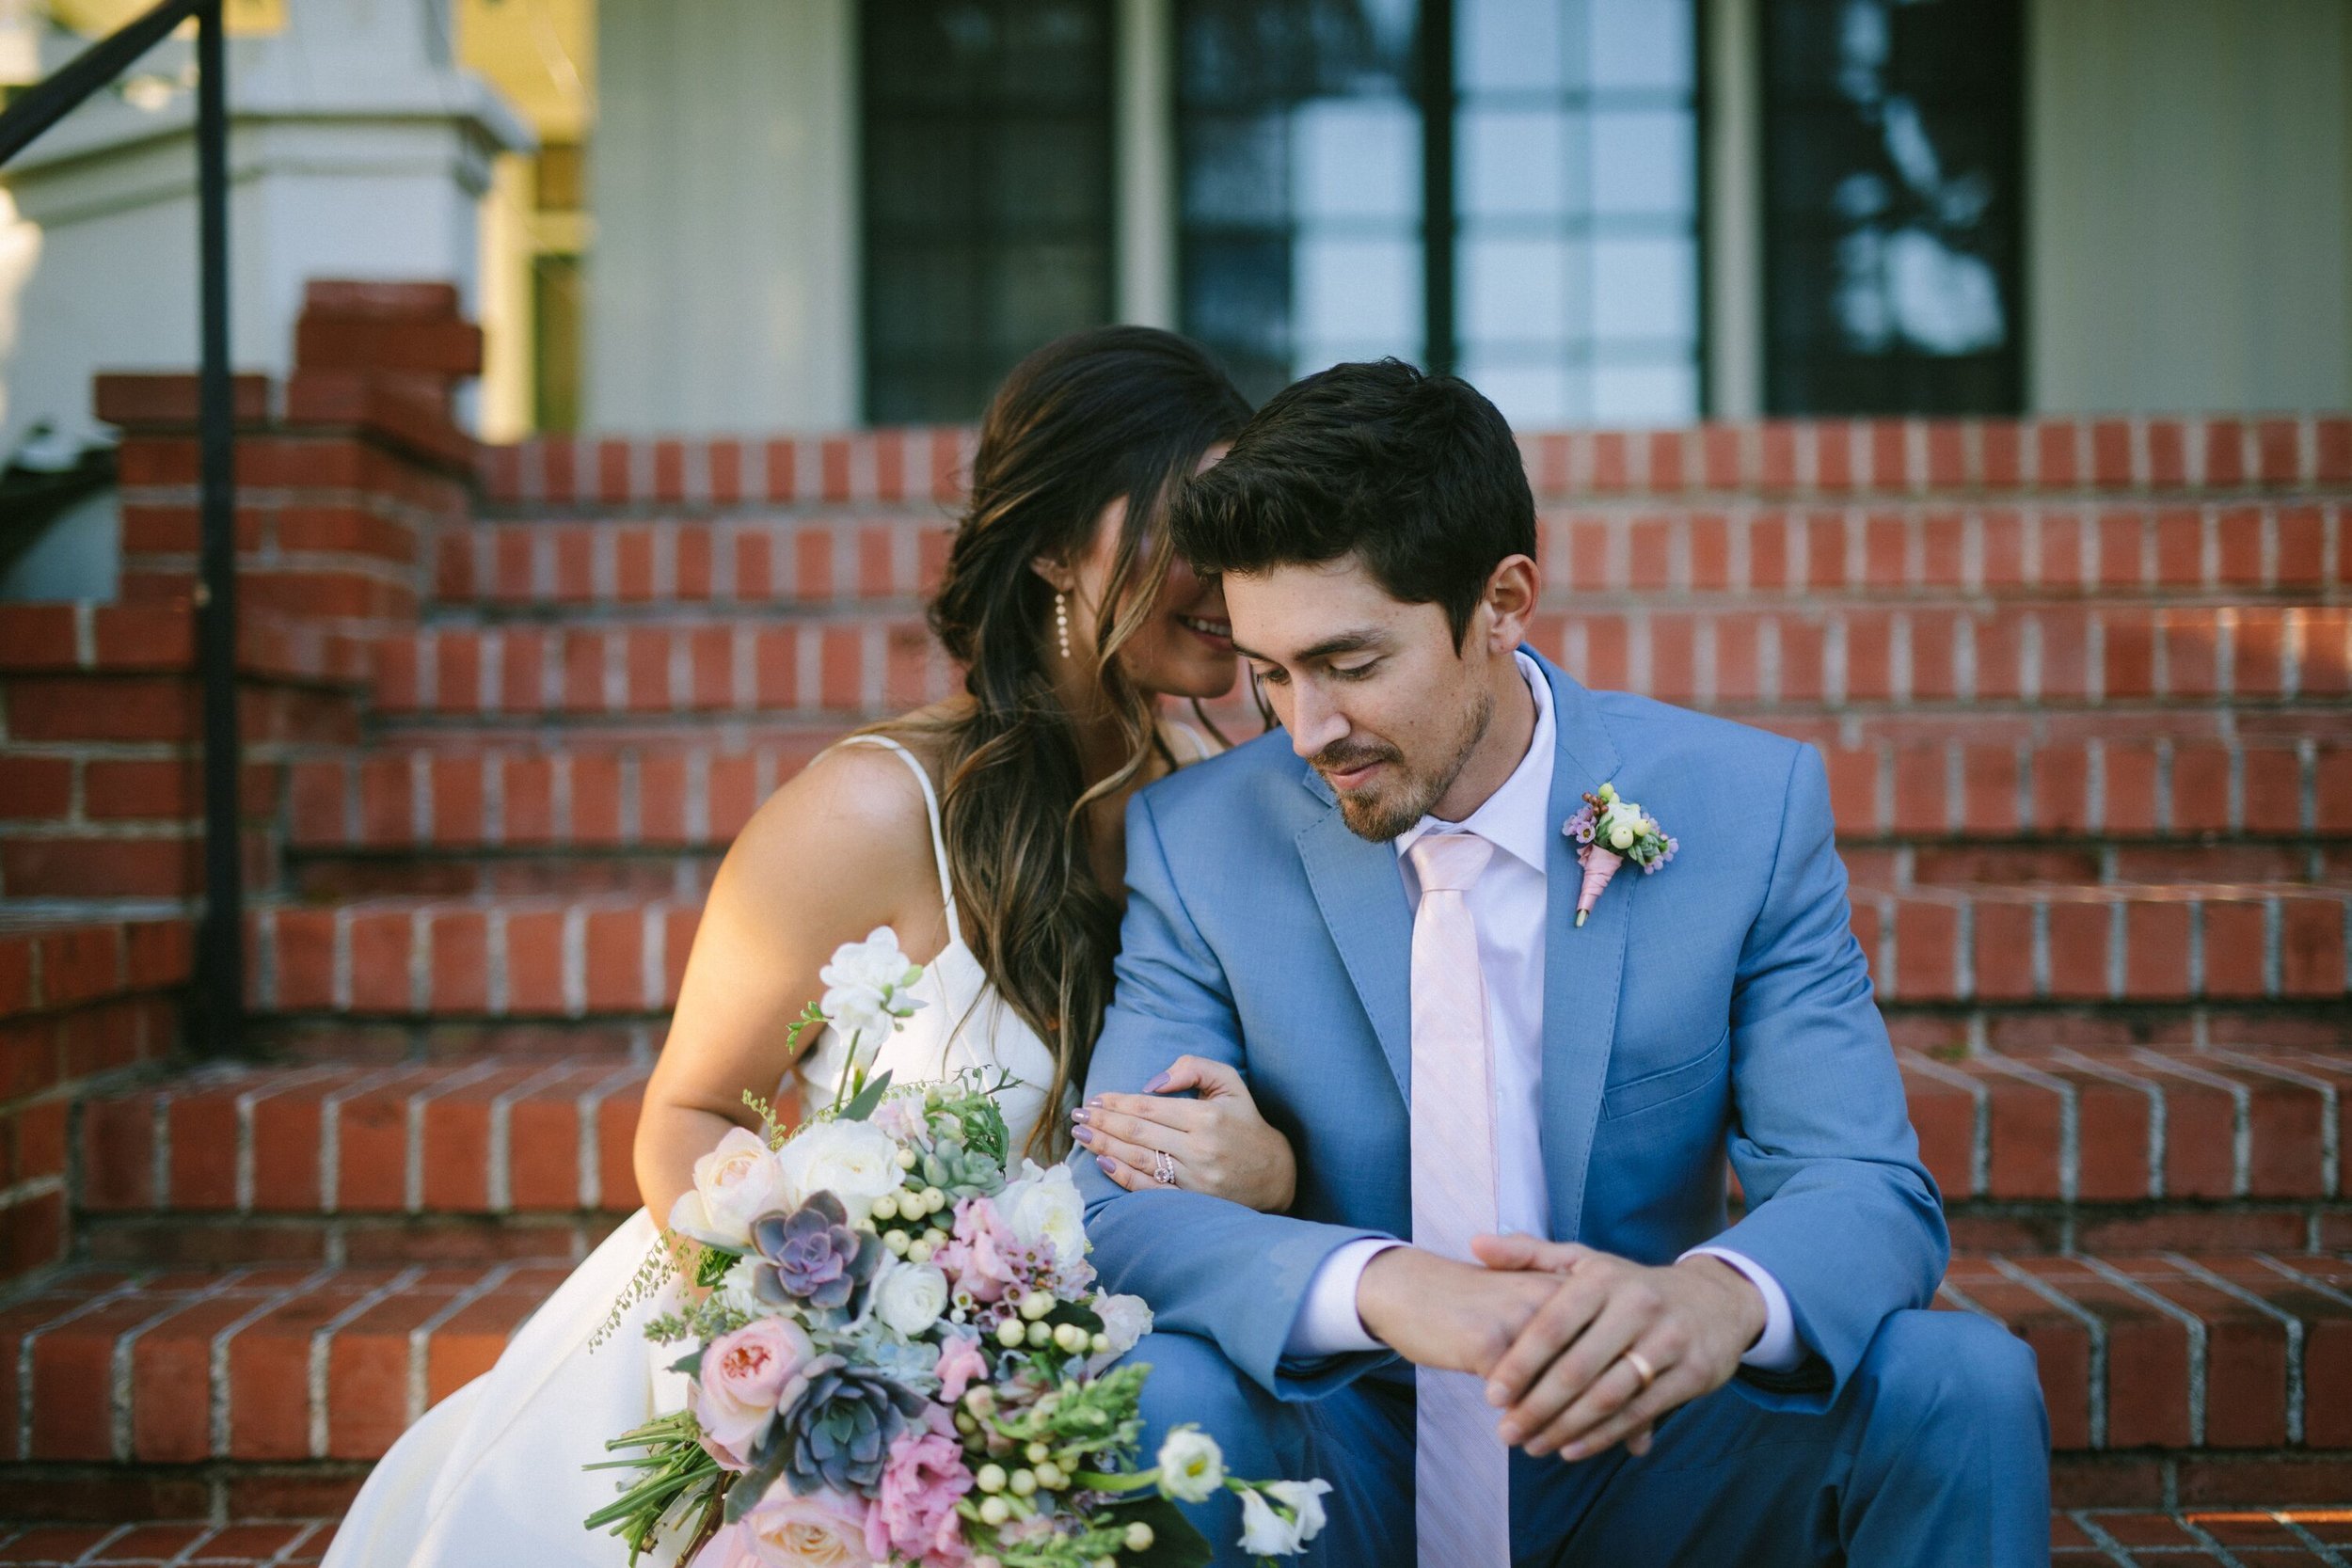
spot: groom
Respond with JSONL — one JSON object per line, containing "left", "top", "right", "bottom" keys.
{"left": 1073, "top": 360, "right": 2050, "bottom": 1566}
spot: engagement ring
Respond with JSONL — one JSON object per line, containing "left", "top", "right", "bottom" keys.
{"left": 1152, "top": 1149, "right": 1178, "bottom": 1185}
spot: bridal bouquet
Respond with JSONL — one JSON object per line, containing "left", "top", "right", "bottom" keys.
{"left": 588, "top": 928, "right": 1331, "bottom": 1568}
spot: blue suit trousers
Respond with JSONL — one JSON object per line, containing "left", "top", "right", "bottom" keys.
{"left": 1128, "top": 1309, "right": 2051, "bottom": 1567}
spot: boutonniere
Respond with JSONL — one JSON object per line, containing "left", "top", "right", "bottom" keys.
{"left": 1563, "top": 782, "right": 1677, "bottom": 927}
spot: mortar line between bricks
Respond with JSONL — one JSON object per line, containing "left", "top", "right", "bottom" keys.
{"left": 2070, "top": 1512, "right": 2153, "bottom": 1566}
{"left": 16, "top": 1270, "right": 149, "bottom": 1459}
{"left": 61, "top": 1523, "right": 139, "bottom": 1566}
{"left": 308, "top": 1265, "right": 423, "bottom": 1460}
{"left": 112, "top": 1267, "right": 255, "bottom": 1462}
{"left": 208, "top": 1266, "right": 336, "bottom": 1459}
{"left": 488, "top": 1058, "right": 583, "bottom": 1214}
{"left": 2176, "top": 1514, "right": 2254, "bottom": 1568}
{"left": 1894, "top": 1049, "right": 1992, "bottom": 1196}
{"left": 268, "top": 1518, "right": 332, "bottom": 1564}
{"left": 2051, "top": 1047, "right": 2169, "bottom": 1199}
{"left": 2270, "top": 1512, "right": 2352, "bottom": 1568}
{"left": 1989, "top": 1256, "right": 2111, "bottom": 1449}
{"left": 2127, "top": 1048, "right": 2257, "bottom": 1200}
{"left": 158, "top": 1528, "right": 215, "bottom": 1567}
{"left": 2078, "top": 1254, "right": 2212, "bottom": 1448}
{"left": 577, "top": 1061, "right": 645, "bottom": 1212}
{"left": 2206, "top": 1049, "right": 2342, "bottom": 1196}
{"left": 2257, "top": 1255, "right": 2352, "bottom": 1312}
{"left": 1979, "top": 1051, "right": 2083, "bottom": 1200}
{"left": 405, "top": 1058, "right": 509, "bottom": 1213}
{"left": 406, "top": 1260, "right": 519, "bottom": 1425}
{"left": 317, "top": 1066, "right": 424, "bottom": 1215}
{"left": 2167, "top": 1252, "right": 2306, "bottom": 1445}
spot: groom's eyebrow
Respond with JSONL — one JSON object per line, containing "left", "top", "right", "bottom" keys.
{"left": 1231, "top": 629, "right": 1389, "bottom": 665}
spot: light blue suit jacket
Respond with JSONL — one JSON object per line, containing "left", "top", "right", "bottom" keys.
{"left": 1075, "top": 651, "right": 1946, "bottom": 1412}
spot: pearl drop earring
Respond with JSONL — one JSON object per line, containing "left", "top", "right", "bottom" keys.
{"left": 1054, "top": 591, "right": 1072, "bottom": 659}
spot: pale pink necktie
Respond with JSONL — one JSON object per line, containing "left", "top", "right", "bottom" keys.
{"left": 1406, "top": 832, "right": 1511, "bottom": 1568}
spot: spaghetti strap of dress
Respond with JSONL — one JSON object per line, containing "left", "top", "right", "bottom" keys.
{"left": 830, "top": 735, "right": 964, "bottom": 949}
{"left": 1167, "top": 721, "right": 1213, "bottom": 764}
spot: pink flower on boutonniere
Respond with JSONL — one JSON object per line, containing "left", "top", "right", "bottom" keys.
{"left": 1562, "top": 781, "right": 1677, "bottom": 927}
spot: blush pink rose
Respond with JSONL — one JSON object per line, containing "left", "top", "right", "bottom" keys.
{"left": 687, "top": 1521, "right": 752, "bottom": 1568}
{"left": 693, "top": 1317, "right": 817, "bottom": 1467}
{"left": 862, "top": 1429, "right": 974, "bottom": 1566}
{"left": 739, "top": 1489, "right": 874, "bottom": 1566}
{"left": 932, "top": 1332, "right": 989, "bottom": 1406}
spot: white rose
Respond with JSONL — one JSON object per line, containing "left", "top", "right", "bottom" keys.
{"left": 1237, "top": 1479, "right": 1331, "bottom": 1555}
{"left": 996, "top": 1161, "right": 1088, "bottom": 1266}
{"left": 872, "top": 1259, "right": 949, "bottom": 1338}
{"left": 776, "top": 1117, "right": 904, "bottom": 1227}
{"left": 1155, "top": 1428, "right": 1226, "bottom": 1503}
{"left": 666, "top": 1127, "right": 791, "bottom": 1248}
{"left": 716, "top": 1257, "right": 763, "bottom": 1316}
{"left": 1094, "top": 1292, "right": 1152, "bottom": 1358}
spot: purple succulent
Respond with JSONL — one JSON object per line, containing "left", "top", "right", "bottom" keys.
{"left": 751, "top": 1191, "right": 882, "bottom": 1311}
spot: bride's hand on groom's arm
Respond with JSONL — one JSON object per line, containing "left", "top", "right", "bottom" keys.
{"left": 1070, "top": 1055, "right": 1297, "bottom": 1212}
{"left": 1469, "top": 1234, "right": 1768, "bottom": 1465}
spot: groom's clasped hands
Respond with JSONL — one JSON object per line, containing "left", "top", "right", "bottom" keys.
{"left": 1357, "top": 1235, "right": 1771, "bottom": 1465}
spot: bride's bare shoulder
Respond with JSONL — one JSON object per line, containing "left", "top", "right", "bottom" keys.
{"left": 719, "top": 722, "right": 951, "bottom": 906}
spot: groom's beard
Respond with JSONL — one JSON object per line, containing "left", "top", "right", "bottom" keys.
{"left": 1323, "top": 688, "right": 1494, "bottom": 842}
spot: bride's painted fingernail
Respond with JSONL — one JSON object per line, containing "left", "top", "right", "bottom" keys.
{"left": 1073, "top": 1126, "right": 1097, "bottom": 1148}
{"left": 1142, "top": 1072, "right": 1172, "bottom": 1093}
{"left": 1070, "top": 1107, "right": 1089, "bottom": 1124}
{"left": 1095, "top": 1156, "right": 1118, "bottom": 1178}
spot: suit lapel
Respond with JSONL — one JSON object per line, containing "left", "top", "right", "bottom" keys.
{"left": 1534, "top": 655, "right": 1628, "bottom": 1242}
{"left": 1295, "top": 781, "right": 1415, "bottom": 1102}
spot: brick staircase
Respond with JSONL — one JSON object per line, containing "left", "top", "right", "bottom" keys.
{"left": 1, "top": 297, "right": 2346, "bottom": 1556}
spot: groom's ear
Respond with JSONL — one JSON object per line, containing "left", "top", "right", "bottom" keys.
{"left": 1479, "top": 553, "right": 1541, "bottom": 653}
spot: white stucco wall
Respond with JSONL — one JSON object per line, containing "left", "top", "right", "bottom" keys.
{"left": 586, "top": 0, "right": 858, "bottom": 435}
{"left": 2028, "top": 0, "right": 2352, "bottom": 413}
{"left": 0, "top": 4, "right": 527, "bottom": 461}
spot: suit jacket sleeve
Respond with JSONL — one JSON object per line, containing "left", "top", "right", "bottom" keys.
{"left": 1075, "top": 787, "right": 1398, "bottom": 1402}
{"left": 1711, "top": 742, "right": 1949, "bottom": 1411}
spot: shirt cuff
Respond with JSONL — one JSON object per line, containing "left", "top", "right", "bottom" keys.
{"left": 1681, "top": 1245, "right": 1806, "bottom": 1372}
{"left": 1284, "top": 1238, "right": 1406, "bottom": 1357}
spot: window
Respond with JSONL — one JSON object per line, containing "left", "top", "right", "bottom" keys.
{"left": 1454, "top": 0, "right": 1701, "bottom": 424}
{"left": 863, "top": 0, "right": 1117, "bottom": 423}
{"left": 1177, "top": 0, "right": 1426, "bottom": 404}
{"left": 1761, "top": 0, "right": 2025, "bottom": 415}
{"left": 1176, "top": 0, "right": 1702, "bottom": 425}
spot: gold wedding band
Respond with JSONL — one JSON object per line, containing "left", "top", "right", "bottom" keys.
{"left": 1621, "top": 1349, "right": 1659, "bottom": 1391}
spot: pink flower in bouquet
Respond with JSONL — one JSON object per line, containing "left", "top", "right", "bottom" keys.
{"left": 863, "top": 1429, "right": 975, "bottom": 1566}
{"left": 932, "top": 1331, "right": 989, "bottom": 1405}
{"left": 693, "top": 1317, "right": 818, "bottom": 1468}
{"left": 932, "top": 1196, "right": 1023, "bottom": 1303}
{"left": 735, "top": 1489, "right": 875, "bottom": 1567}
{"left": 869, "top": 1095, "right": 932, "bottom": 1148}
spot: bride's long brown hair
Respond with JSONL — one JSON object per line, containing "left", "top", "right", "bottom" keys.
{"left": 886, "top": 327, "right": 1249, "bottom": 1159}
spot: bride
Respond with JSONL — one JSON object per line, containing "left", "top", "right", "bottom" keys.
{"left": 324, "top": 327, "right": 1304, "bottom": 1566}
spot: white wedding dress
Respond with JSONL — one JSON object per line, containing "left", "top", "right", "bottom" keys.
{"left": 322, "top": 736, "right": 1072, "bottom": 1567}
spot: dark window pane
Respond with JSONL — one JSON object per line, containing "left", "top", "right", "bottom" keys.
{"left": 1176, "top": 0, "right": 1423, "bottom": 406}
{"left": 1761, "top": 0, "right": 2025, "bottom": 416}
{"left": 862, "top": 0, "right": 1114, "bottom": 422}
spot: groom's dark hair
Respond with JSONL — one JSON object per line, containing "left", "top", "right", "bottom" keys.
{"left": 1168, "top": 357, "right": 1535, "bottom": 649}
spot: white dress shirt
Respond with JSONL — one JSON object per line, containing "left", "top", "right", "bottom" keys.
{"left": 1285, "top": 652, "right": 1804, "bottom": 1371}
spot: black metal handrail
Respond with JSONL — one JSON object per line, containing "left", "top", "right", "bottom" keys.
{"left": 1, "top": 0, "right": 242, "bottom": 1055}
